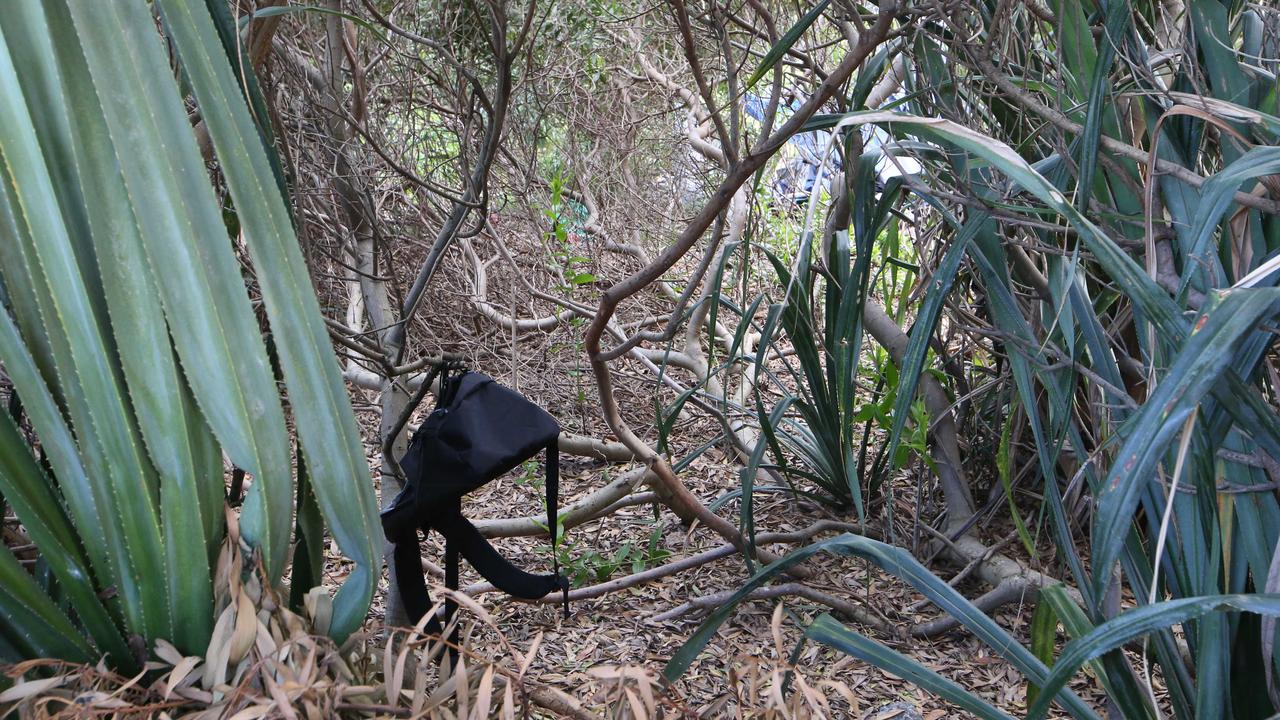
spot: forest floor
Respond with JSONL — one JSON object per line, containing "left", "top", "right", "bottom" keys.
{"left": 330, "top": 356, "right": 1118, "bottom": 718}
{"left": 0, "top": 257, "right": 1126, "bottom": 718}
{"left": 0, "top": 317, "right": 1126, "bottom": 719}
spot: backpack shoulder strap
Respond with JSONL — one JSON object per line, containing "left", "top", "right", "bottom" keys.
{"left": 391, "top": 519, "right": 459, "bottom": 664}
{"left": 433, "top": 501, "right": 563, "bottom": 600}
{"left": 391, "top": 524, "right": 443, "bottom": 638}
{"left": 546, "top": 440, "right": 569, "bottom": 618}
{"left": 546, "top": 440, "right": 558, "bottom": 572}
{"left": 389, "top": 434, "right": 570, "bottom": 645}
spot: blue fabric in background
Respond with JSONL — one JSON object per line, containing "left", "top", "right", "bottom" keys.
{"left": 743, "top": 92, "right": 920, "bottom": 203}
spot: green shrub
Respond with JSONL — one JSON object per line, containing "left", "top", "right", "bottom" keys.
{"left": 670, "top": 2, "right": 1280, "bottom": 717}
{"left": 0, "top": 0, "right": 379, "bottom": 672}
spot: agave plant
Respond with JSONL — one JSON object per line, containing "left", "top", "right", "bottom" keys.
{"left": 0, "top": 0, "right": 379, "bottom": 672}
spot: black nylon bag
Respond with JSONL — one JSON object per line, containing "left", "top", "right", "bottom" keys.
{"left": 382, "top": 371, "right": 568, "bottom": 639}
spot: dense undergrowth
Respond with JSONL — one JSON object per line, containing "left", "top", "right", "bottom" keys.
{"left": 5, "top": 0, "right": 1280, "bottom": 717}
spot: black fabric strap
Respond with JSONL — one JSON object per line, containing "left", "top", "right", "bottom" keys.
{"left": 392, "top": 502, "right": 564, "bottom": 626}
{"left": 437, "top": 367, "right": 455, "bottom": 407}
{"left": 444, "top": 519, "right": 460, "bottom": 659}
{"left": 433, "top": 501, "right": 562, "bottom": 599}
{"left": 546, "top": 441, "right": 569, "bottom": 619}
{"left": 393, "top": 524, "right": 442, "bottom": 638}
{"left": 547, "top": 441, "right": 557, "bottom": 572}
{"left": 390, "top": 430, "right": 569, "bottom": 653}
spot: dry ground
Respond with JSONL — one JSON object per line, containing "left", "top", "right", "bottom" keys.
{"left": 0, "top": 346, "right": 1117, "bottom": 719}
{"left": 330, "top": 350, "right": 1116, "bottom": 718}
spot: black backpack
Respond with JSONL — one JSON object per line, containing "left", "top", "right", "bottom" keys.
{"left": 381, "top": 370, "right": 569, "bottom": 642}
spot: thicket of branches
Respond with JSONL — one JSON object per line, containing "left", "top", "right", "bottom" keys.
{"left": 5, "top": 0, "right": 1280, "bottom": 715}
{"left": 275, "top": 0, "right": 1280, "bottom": 714}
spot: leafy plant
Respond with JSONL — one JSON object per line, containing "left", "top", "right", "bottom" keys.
{"left": 739, "top": 141, "right": 905, "bottom": 520}
{"left": 851, "top": 360, "right": 936, "bottom": 479}
{"left": 514, "top": 458, "right": 544, "bottom": 488}
{"left": 555, "top": 520, "right": 671, "bottom": 587}
{"left": 542, "top": 169, "right": 596, "bottom": 290}
{"left": 672, "top": 1, "right": 1280, "bottom": 716}
{"left": 0, "top": 0, "right": 379, "bottom": 671}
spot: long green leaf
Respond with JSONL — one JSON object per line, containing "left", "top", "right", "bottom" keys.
{"left": 1027, "top": 594, "right": 1280, "bottom": 719}
{"left": 807, "top": 614, "right": 1014, "bottom": 720}
{"left": 0, "top": 545, "right": 92, "bottom": 662}
{"left": 663, "top": 533, "right": 1097, "bottom": 719}
{"left": 203, "top": 0, "right": 292, "bottom": 210}
{"left": 1191, "top": 0, "right": 1252, "bottom": 106}
{"left": 966, "top": 228, "right": 1092, "bottom": 603}
{"left": 817, "top": 111, "right": 1184, "bottom": 338}
{"left": 812, "top": 111, "right": 1280, "bottom": 602}
{"left": 289, "top": 449, "right": 324, "bottom": 612}
{"left": 158, "top": 0, "right": 381, "bottom": 639}
{"left": 1053, "top": 0, "right": 1098, "bottom": 101}
{"left": 0, "top": 410, "right": 132, "bottom": 668}
{"left": 741, "top": 396, "right": 794, "bottom": 571}
{"left": 248, "top": 4, "right": 385, "bottom": 37}
{"left": 1088, "top": 290, "right": 1280, "bottom": 602}
{"left": 61, "top": 0, "right": 295, "bottom": 581}
{"left": 998, "top": 402, "right": 1039, "bottom": 563}
{"left": 37, "top": 0, "right": 214, "bottom": 654}
{"left": 1027, "top": 595, "right": 1057, "bottom": 708}
{"left": 0, "top": 304, "right": 120, "bottom": 620}
{"left": 1070, "top": 0, "right": 1130, "bottom": 213}
{"left": 1181, "top": 146, "right": 1280, "bottom": 292}
{"left": 0, "top": 18, "right": 170, "bottom": 640}
{"left": 880, "top": 214, "right": 978, "bottom": 498}
{"left": 1040, "top": 584, "right": 1155, "bottom": 719}
{"left": 746, "top": 1, "right": 829, "bottom": 89}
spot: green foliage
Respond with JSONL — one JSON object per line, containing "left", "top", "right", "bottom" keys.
{"left": 807, "top": 614, "right": 1014, "bottom": 720}
{"left": 664, "top": 533, "right": 1096, "bottom": 718}
{"left": 0, "top": 0, "right": 378, "bottom": 670}
{"left": 735, "top": 147, "right": 907, "bottom": 522}
{"left": 674, "top": 1, "right": 1280, "bottom": 716}
{"left": 543, "top": 170, "right": 596, "bottom": 290}
{"left": 520, "top": 461, "right": 671, "bottom": 588}
{"left": 851, "top": 360, "right": 935, "bottom": 478}
{"left": 556, "top": 522, "right": 671, "bottom": 587}
{"left": 1026, "top": 596, "right": 1058, "bottom": 709}
{"left": 514, "top": 458, "right": 546, "bottom": 489}
{"left": 746, "top": 0, "right": 831, "bottom": 89}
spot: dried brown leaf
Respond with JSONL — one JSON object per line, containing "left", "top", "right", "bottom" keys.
{"left": 0, "top": 676, "right": 69, "bottom": 703}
